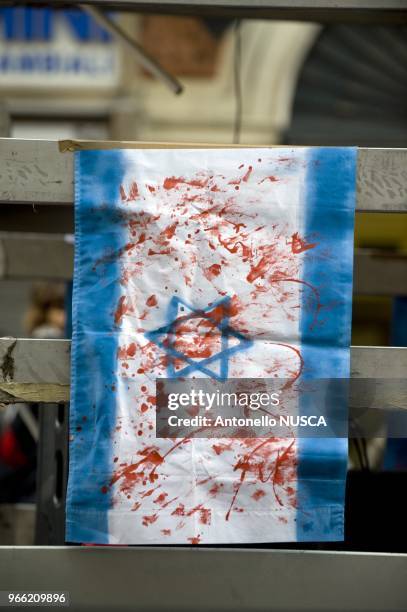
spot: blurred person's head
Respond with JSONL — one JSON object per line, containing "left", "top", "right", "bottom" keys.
{"left": 24, "top": 282, "right": 66, "bottom": 339}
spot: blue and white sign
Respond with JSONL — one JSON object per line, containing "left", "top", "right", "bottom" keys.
{"left": 0, "top": 8, "right": 120, "bottom": 88}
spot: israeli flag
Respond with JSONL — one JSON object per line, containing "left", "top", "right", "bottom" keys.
{"left": 67, "top": 147, "right": 356, "bottom": 544}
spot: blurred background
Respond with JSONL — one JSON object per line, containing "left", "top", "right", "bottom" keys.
{"left": 0, "top": 6, "right": 406, "bottom": 546}
{"left": 0, "top": 8, "right": 406, "bottom": 344}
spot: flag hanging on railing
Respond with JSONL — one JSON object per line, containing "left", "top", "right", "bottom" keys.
{"left": 67, "top": 146, "right": 356, "bottom": 544}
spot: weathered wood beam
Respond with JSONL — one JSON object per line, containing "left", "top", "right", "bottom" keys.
{"left": 0, "top": 139, "right": 73, "bottom": 206}
{"left": 0, "top": 546, "right": 406, "bottom": 611}
{"left": 0, "top": 139, "right": 406, "bottom": 212}
{"left": 353, "top": 248, "right": 407, "bottom": 296}
{"left": 2, "top": 235, "right": 407, "bottom": 297}
{"left": 0, "top": 338, "right": 70, "bottom": 403}
{"left": 0, "top": 233, "right": 74, "bottom": 280}
{"left": 0, "top": 338, "right": 405, "bottom": 403}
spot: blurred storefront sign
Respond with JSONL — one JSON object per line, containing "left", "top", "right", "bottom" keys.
{"left": 0, "top": 8, "right": 120, "bottom": 89}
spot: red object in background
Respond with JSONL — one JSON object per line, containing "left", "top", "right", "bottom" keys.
{"left": 0, "top": 428, "right": 28, "bottom": 468}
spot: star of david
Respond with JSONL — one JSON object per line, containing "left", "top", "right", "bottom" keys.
{"left": 145, "top": 296, "right": 253, "bottom": 380}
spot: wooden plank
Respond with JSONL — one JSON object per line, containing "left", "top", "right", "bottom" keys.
{"left": 0, "top": 338, "right": 70, "bottom": 403}
{"left": 2, "top": 235, "right": 407, "bottom": 297}
{"left": 354, "top": 248, "right": 407, "bottom": 296}
{"left": 0, "top": 505, "right": 35, "bottom": 546}
{"left": 0, "top": 338, "right": 405, "bottom": 402}
{"left": 16, "top": 0, "right": 407, "bottom": 24}
{"left": 0, "top": 546, "right": 406, "bottom": 611}
{"left": 357, "top": 148, "right": 407, "bottom": 213}
{"left": 0, "top": 233, "right": 74, "bottom": 280}
{"left": 0, "top": 139, "right": 73, "bottom": 206}
{"left": 0, "top": 139, "right": 406, "bottom": 211}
